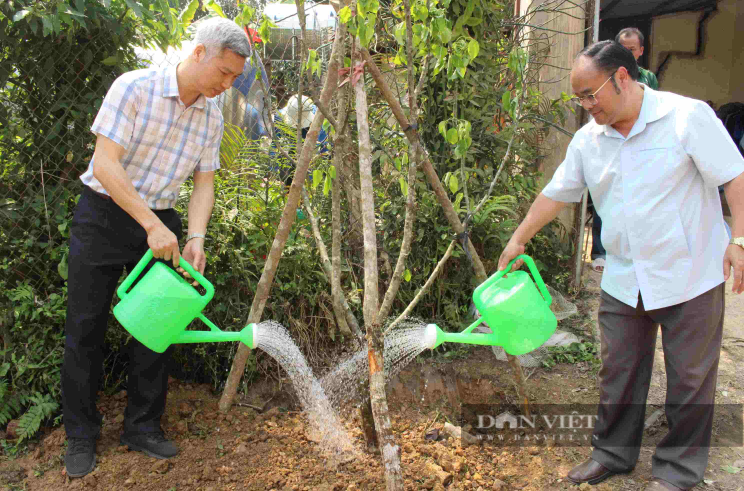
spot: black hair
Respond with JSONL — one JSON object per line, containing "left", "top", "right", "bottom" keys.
{"left": 615, "top": 27, "right": 644, "bottom": 46}
{"left": 576, "top": 40, "right": 640, "bottom": 83}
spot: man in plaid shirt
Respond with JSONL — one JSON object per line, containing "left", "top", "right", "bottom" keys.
{"left": 62, "top": 17, "right": 250, "bottom": 478}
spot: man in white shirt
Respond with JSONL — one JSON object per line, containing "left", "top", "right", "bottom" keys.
{"left": 498, "top": 40, "right": 744, "bottom": 491}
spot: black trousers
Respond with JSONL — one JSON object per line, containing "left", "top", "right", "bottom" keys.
{"left": 62, "top": 187, "right": 182, "bottom": 439}
{"left": 591, "top": 285, "right": 724, "bottom": 489}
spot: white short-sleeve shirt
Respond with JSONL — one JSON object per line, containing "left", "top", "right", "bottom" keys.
{"left": 81, "top": 66, "right": 223, "bottom": 210}
{"left": 543, "top": 86, "right": 744, "bottom": 309}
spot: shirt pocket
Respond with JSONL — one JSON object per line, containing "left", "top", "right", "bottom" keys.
{"left": 636, "top": 146, "right": 684, "bottom": 178}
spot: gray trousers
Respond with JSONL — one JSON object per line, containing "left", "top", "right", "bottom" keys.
{"left": 591, "top": 284, "right": 724, "bottom": 489}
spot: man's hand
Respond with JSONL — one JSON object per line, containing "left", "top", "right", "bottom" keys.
{"left": 724, "top": 244, "right": 744, "bottom": 294}
{"left": 180, "top": 238, "right": 206, "bottom": 286}
{"left": 498, "top": 240, "right": 526, "bottom": 273}
{"left": 147, "top": 222, "right": 180, "bottom": 268}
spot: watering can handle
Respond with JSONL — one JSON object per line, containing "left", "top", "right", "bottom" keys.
{"left": 116, "top": 249, "right": 215, "bottom": 302}
{"left": 490, "top": 254, "right": 552, "bottom": 306}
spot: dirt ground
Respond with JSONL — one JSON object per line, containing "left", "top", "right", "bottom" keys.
{"left": 1, "top": 256, "right": 743, "bottom": 490}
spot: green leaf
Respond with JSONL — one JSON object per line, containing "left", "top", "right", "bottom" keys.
{"left": 721, "top": 465, "right": 741, "bottom": 474}
{"left": 446, "top": 128, "right": 459, "bottom": 145}
{"left": 502, "top": 91, "right": 511, "bottom": 112}
{"left": 357, "top": 20, "right": 367, "bottom": 46}
{"left": 414, "top": 5, "right": 428, "bottom": 21}
{"left": 179, "top": 0, "right": 199, "bottom": 23}
{"left": 438, "top": 19, "right": 451, "bottom": 44}
{"left": 363, "top": 13, "right": 376, "bottom": 46}
{"left": 449, "top": 173, "right": 459, "bottom": 193}
{"left": 206, "top": 0, "right": 226, "bottom": 17}
{"left": 323, "top": 174, "right": 331, "bottom": 196}
{"left": 57, "top": 254, "right": 68, "bottom": 281}
{"left": 399, "top": 177, "right": 408, "bottom": 197}
{"left": 468, "top": 39, "right": 479, "bottom": 60}
{"left": 102, "top": 56, "right": 119, "bottom": 66}
{"left": 12, "top": 9, "right": 30, "bottom": 22}
{"left": 339, "top": 6, "right": 352, "bottom": 24}
{"left": 438, "top": 121, "right": 447, "bottom": 137}
{"left": 403, "top": 269, "right": 412, "bottom": 282}
{"left": 0, "top": 363, "right": 10, "bottom": 377}
{"left": 41, "top": 15, "right": 54, "bottom": 36}
{"left": 123, "top": 0, "right": 145, "bottom": 19}
{"left": 329, "top": 165, "right": 336, "bottom": 179}
{"left": 394, "top": 22, "right": 406, "bottom": 46}
{"left": 312, "top": 169, "right": 322, "bottom": 189}
{"left": 258, "top": 15, "right": 277, "bottom": 44}
{"left": 62, "top": 7, "right": 86, "bottom": 18}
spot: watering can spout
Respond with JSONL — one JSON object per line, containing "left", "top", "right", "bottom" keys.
{"left": 242, "top": 323, "right": 259, "bottom": 349}
{"left": 424, "top": 324, "right": 444, "bottom": 350}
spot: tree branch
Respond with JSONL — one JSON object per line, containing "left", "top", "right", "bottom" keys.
{"left": 218, "top": 15, "right": 345, "bottom": 413}
{"left": 385, "top": 240, "right": 456, "bottom": 333}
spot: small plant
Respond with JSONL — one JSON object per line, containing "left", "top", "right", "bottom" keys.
{"left": 541, "top": 342, "right": 599, "bottom": 369}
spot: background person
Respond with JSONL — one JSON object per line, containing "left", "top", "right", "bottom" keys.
{"left": 62, "top": 17, "right": 250, "bottom": 479}
{"left": 616, "top": 27, "right": 659, "bottom": 89}
{"left": 498, "top": 40, "right": 744, "bottom": 491}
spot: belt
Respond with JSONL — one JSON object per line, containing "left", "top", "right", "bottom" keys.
{"left": 86, "top": 186, "right": 173, "bottom": 212}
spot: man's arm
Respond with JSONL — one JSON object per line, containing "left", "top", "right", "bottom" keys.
{"left": 497, "top": 193, "right": 567, "bottom": 271}
{"left": 91, "top": 135, "right": 180, "bottom": 266}
{"left": 181, "top": 170, "right": 215, "bottom": 277}
{"left": 723, "top": 172, "right": 744, "bottom": 293}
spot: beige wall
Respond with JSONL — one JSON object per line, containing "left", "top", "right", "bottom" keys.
{"left": 731, "top": 2, "right": 744, "bottom": 102}
{"left": 650, "top": 0, "right": 743, "bottom": 106}
{"left": 521, "top": 0, "right": 586, "bottom": 230}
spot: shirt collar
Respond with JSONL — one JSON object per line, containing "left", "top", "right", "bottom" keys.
{"left": 162, "top": 65, "right": 206, "bottom": 109}
{"left": 595, "top": 83, "right": 673, "bottom": 139}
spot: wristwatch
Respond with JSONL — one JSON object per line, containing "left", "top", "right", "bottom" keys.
{"left": 730, "top": 237, "right": 744, "bottom": 248}
{"left": 186, "top": 233, "right": 206, "bottom": 242}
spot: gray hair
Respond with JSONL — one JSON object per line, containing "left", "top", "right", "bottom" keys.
{"left": 194, "top": 17, "right": 251, "bottom": 60}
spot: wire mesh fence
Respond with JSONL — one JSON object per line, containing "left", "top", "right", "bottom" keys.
{"left": 0, "top": 16, "right": 336, "bottom": 300}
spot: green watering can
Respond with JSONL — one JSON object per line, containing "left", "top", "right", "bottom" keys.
{"left": 423, "top": 254, "right": 557, "bottom": 356}
{"left": 113, "top": 249, "right": 258, "bottom": 353}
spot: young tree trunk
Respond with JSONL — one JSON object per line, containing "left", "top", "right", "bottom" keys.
{"left": 218, "top": 23, "right": 345, "bottom": 413}
{"left": 377, "top": 0, "right": 420, "bottom": 321}
{"left": 354, "top": 47, "right": 405, "bottom": 489}
{"left": 359, "top": 48, "right": 532, "bottom": 416}
{"left": 301, "top": 188, "right": 363, "bottom": 340}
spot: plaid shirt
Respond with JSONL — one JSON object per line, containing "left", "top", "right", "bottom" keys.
{"left": 81, "top": 66, "right": 223, "bottom": 209}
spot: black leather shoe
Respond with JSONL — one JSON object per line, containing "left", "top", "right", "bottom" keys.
{"left": 65, "top": 438, "right": 96, "bottom": 478}
{"left": 567, "top": 458, "right": 625, "bottom": 485}
{"left": 120, "top": 431, "right": 179, "bottom": 459}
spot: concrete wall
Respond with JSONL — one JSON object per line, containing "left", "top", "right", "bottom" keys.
{"left": 649, "top": 0, "right": 743, "bottom": 106}
{"left": 521, "top": 0, "right": 587, "bottom": 230}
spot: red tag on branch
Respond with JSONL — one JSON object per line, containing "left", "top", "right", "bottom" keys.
{"left": 337, "top": 67, "right": 351, "bottom": 87}
{"left": 351, "top": 61, "right": 367, "bottom": 87}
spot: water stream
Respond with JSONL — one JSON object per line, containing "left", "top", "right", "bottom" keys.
{"left": 320, "top": 319, "right": 431, "bottom": 410}
{"left": 253, "top": 320, "right": 357, "bottom": 460}
{"left": 251, "top": 318, "right": 432, "bottom": 461}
